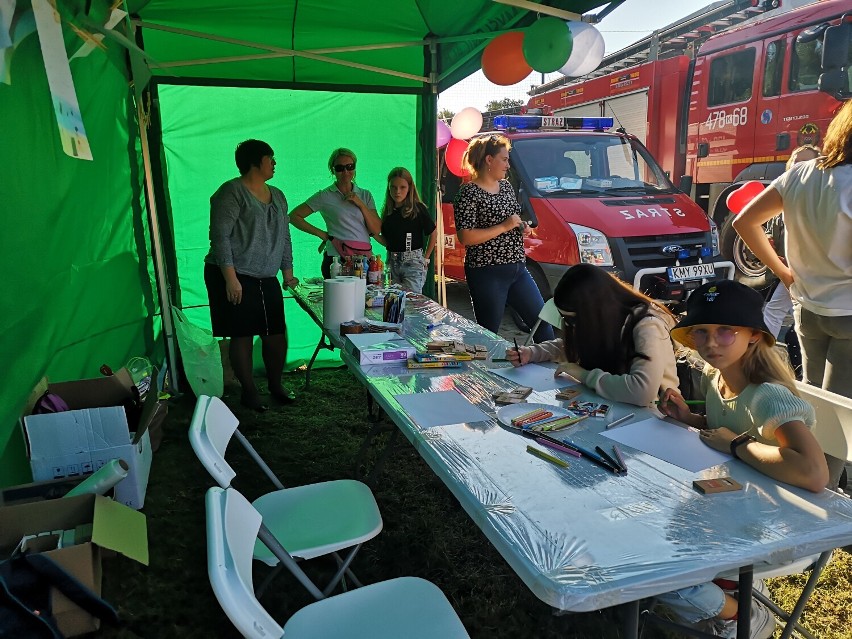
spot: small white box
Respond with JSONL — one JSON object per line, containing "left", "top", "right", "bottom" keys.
{"left": 344, "top": 332, "right": 416, "bottom": 365}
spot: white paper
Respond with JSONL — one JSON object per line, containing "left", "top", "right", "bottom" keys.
{"left": 600, "top": 417, "right": 732, "bottom": 473}
{"left": 491, "top": 362, "right": 576, "bottom": 392}
{"left": 31, "top": 0, "right": 92, "bottom": 160}
{"left": 394, "top": 390, "right": 489, "bottom": 429}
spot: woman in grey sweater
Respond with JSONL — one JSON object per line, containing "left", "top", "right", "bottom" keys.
{"left": 204, "top": 139, "right": 299, "bottom": 412}
{"left": 508, "top": 264, "right": 678, "bottom": 406}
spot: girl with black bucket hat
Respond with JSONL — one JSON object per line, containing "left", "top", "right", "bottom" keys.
{"left": 654, "top": 279, "right": 828, "bottom": 638}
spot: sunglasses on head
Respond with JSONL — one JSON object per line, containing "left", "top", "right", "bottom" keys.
{"left": 334, "top": 163, "right": 356, "bottom": 173}
{"left": 688, "top": 326, "right": 740, "bottom": 347}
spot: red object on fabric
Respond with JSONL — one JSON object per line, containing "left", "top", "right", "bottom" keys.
{"left": 726, "top": 180, "right": 766, "bottom": 214}
{"left": 445, "top": 138, "right": 470, "bottom": 177}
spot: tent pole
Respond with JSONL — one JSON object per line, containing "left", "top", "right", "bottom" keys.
{"left": 136, "top": 95, "right": 180, "bottom": 393}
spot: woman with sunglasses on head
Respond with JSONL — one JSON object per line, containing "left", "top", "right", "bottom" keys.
{"left": 204, "top": 139, "right": 299, "bottom": 412}
{"left": 375, "top": 167, "right": 436, "bottom": 293}
{"left": 453, "top": 135, "right": 554, "bottom": 342}
{"left": 289, "top": 148, "right": 381, "bottom": 278}
{"left": 656, "top": 279, "right": 828, "bottom": 638}
{"left": 507, "top": 263, "right": 679, "bottom": 407}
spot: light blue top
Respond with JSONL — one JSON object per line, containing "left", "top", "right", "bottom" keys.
{"left": 306, "top": 183, "right": 376, "bottom": 256}
{"left": 700, "top": 367, "right": 815, "bottom": 442}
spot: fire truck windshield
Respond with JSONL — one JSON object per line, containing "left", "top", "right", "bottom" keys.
{"left": 510, "top": 135, "right": 676, "bottom": 197}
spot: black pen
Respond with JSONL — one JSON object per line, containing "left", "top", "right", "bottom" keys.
{"left": 513, "top": 337, "right": 520, "bottom": 354}
{"left": 612, "top": 445, "right": 627, "bottom": 473}
{"left": 595, "top": 445, "right": 625, "bottom": 473}
{"left": 562, "top": 439, "right": 620, "bottom": 474}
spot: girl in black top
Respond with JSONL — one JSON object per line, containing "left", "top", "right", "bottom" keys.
{"left": 377, "top": 167, "right": 436, "bottom": 293}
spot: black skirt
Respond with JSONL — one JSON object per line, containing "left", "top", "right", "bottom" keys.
{"left": 204, "top": 264, "right": 286, "bottom": 338}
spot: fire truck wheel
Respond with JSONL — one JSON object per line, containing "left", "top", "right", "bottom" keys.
{"left": 719, "top": 214, "right": 777, "bottom": 294}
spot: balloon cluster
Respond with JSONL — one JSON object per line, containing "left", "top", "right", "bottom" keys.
{"left": 436, "top": 107, "right": 484, "bottom": 176}
{"left": 481, "top": 20, "right": 605, "bottom": 85}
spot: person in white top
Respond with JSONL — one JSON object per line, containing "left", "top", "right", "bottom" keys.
{"left": 760, "top": 144, "right": 821, "bottom": 339}
{"left": 734, "top": 100, "right": 852, "bottom": 486}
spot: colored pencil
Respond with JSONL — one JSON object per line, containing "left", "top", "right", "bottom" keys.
{"left": 526, "top": 445, "right": 570, "bottom": 469}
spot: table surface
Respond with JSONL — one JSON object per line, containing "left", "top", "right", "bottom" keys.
{"left": 292, "top": 282, "right": 852, "bottom": 612}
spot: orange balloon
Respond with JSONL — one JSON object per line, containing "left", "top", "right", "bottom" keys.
{"left": 482, "top": 32, "right": 532, "bottom": 86}
{"left": 445, "top": 138, "right": 470, "bottom": 177}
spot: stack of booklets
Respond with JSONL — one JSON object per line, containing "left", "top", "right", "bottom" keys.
{"left": 406, "top": 352, "right": 464, "bottom": 369}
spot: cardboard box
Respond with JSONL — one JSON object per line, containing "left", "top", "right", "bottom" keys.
{"left": 344, "top": 332, "right": 416, "bottom": 365}
{"left": 0, "top": 476, "right": 85, "bottom": 507}
{"left": 21, "top": 369, "right": 158, "bottom": 509}
{"left": 0, "top": 493, "right": 148, "bottom": 636}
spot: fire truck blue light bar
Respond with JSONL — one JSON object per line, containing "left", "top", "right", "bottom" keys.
{"left": 493, "top": 115, "right": 614, "bottom": 130}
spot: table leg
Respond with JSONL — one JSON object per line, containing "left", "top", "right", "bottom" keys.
{"left": 737, "top": 566, "right": 754, "bottom": 639}
{"left": 622, "top": 600, "right": 640, "bottom": 639}
{"left": 305, "top": 334, "right": 335, "bottom": 389}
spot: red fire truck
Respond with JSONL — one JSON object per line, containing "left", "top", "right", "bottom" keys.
{"left": 525, "top": 0, "right": 852, "bottom": 288}
{"left": 440, "top": 115, "right": 736, "bottom": 307}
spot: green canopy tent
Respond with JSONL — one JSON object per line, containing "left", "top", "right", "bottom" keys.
{"left": 0, "top": 0, "right": 615, "bottom": 486}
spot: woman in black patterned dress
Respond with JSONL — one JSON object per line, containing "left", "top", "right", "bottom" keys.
{"left": 453, "top": 135, "right": 554, "bottom": 342}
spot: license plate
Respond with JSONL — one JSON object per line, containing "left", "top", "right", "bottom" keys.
{"left": 667, "top": 263, "right": 715, "bottom": 281}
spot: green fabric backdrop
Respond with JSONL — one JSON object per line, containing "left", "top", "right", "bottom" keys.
{"left": 0, "top": 31, "right": 156, "bottom": 486}
{"left": 157, "top": 85, "right": 418, "bottom": 368}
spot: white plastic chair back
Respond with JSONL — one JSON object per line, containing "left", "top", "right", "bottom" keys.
{"left": 190, "top": 395, "right": 239, "bottom": 488}
{"left": 206, "top": 487, "right": 284, "bottom": 639}
{"left": 524, "top": 298, "right": 563, "bottom": 346}
{"left": 796, "top": 382, "right": 852, "bottom": 462}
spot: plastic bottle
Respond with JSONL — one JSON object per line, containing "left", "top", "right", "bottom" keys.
{"left": 368, "top": 256, "right": 380, "bottom": 284}
{"left": 361, "top": 256, "right": 369, "bottom": 279}
{"left": 343, "top": 256, "right": 353, "bottom": 276}
{"left": 329, "top": 256, "right": 341, "bottom": 278}
{"left": 354, "top": 257, "right": 363, "bottom": 278}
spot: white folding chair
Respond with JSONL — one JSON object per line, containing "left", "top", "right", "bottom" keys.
{"left": 523, "top": 298, "right": 563, "bottom": 346}
{"left": 206, "top": 486, "right": 470, "bottom": 639}
{"left": 190, "top": 395, "right": 383, "bottom": 599}
{"left": 796, "top": 381, "right": 852, "bottom": 489}
{"left": 725, "top": 383, "right": 852, "bottom": 639}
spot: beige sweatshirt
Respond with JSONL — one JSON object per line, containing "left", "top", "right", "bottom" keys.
{"left": 526, "top": 308, "right": 679, "bottom": 407}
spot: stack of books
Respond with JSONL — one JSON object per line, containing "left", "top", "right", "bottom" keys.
{"left": 406, "top": 352, "right": 464, "bottom": 369}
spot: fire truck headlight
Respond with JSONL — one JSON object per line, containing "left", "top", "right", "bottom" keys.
{"left": 568, "top": 223, "right": 614, "bottom": 267}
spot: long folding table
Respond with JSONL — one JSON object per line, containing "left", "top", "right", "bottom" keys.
{"left": 291, "top": 282, "right": 852, "bottom": 638}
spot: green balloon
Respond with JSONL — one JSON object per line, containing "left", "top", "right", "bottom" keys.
{"left": 523, "top": 17, "right": 573, "bottom": 73}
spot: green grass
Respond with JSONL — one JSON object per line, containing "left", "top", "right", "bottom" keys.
{"left": 100, "top": 368, "right": 852, "bottom": 638}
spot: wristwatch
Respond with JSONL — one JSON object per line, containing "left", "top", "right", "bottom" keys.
{"left": 730, "top": 432, "right": 756, "bottom": 459}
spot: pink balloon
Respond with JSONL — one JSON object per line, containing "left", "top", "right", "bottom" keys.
{"left": 437, "top": 119, "right": 452, "bottom": 148}
{"left": 445, "top": 138, "right": 470, "bottom": 178}
{"left": 726, "top": 181, "right": 766, "bottom": 215}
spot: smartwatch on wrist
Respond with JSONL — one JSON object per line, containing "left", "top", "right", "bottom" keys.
{"left": 730, "top": 432, "right": 756, "bottom": 459}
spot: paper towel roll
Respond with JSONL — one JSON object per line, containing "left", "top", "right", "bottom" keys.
{"left": 323, "top": 278, "right": 356, "bottom": 330}
{"left": 337, "top": 276, "right": 367, "bottom": 320}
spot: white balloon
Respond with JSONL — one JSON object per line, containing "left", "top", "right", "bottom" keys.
{"left": 558, "top": 21, "right": 605, "bottom": 78}
{"left": 450, "top": 107, "right": 483, "bottom": 140}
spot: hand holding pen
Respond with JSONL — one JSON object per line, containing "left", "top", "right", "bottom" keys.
{"left": 658, "top": 388, "right": 707, "bottom": 429}
{"left": 507, "top": 337, "right": 531, "bottom": 367}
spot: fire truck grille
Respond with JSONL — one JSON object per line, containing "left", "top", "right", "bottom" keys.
{"left": 621, "top": 232, "right": 709, "bottom": 268}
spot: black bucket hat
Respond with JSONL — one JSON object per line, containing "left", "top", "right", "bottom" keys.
{"left": 670, "top": 279, "right": 774, "bottom": 348}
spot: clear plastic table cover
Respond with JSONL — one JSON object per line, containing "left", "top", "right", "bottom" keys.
{"left": 293, "top": 284, "right": 852, "bottom": 612}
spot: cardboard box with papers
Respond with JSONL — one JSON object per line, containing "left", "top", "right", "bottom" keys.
{"left": 344, "top": 332, "right": 416, "bottom": 365}
{"left": 21, "top": 369, "right": 158, "bottom": 509}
